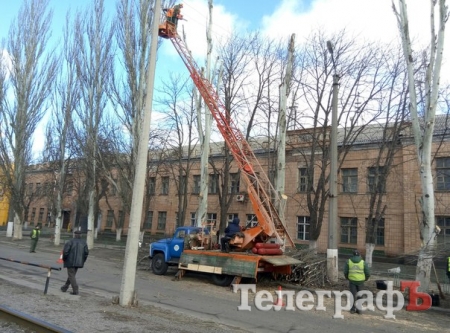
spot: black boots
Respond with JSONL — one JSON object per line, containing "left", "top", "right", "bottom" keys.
{"left": 70, "top": 287, "right": 79, "bottom": 295}
{"left": 61, "top": 285, "right": 78, "bottom": 295}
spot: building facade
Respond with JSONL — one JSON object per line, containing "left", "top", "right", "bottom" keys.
{"left": 23, "top": 120, "right": 450, "bottom": 256}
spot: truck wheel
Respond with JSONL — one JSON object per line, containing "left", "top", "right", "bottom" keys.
{"left": 152, "top": 253, "right": 168, "bottom": 275}
{"left": 211, "top": 274, "right": 234, "bottom": 286}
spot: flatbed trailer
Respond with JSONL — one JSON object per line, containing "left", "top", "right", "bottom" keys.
{"left": 175, "top": 249, "right": 302, "bottom": 286}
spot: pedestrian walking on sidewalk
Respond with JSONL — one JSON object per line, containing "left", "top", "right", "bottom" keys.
{"left": 344, "top": 249, "right": 370, "bottom": 314}
{"left": 29, "top": 225, "right": 41, "bottom": 253}
{"left": 61, "top": 230, "right": 89, "bottom": 295}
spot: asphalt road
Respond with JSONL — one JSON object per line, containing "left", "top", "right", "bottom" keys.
{"left": 1, "top": 237, "right": 450, "bottom": 333}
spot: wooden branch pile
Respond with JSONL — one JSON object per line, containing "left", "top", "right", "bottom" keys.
{"left": 283, "top": 248, "right": 328, "bottom": 287}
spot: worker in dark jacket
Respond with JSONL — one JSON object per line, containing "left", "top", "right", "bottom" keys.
{"left": 60, "top": 230, "right": 89, "bottom": 295}
{"left": 344, "top": 250, "right": 370, "bottom": 314}
{"left": 221, "top": 217, "right": 241, "bottom": 252}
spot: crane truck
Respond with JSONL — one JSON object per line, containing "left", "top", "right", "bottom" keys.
{"left": 149, "top": 17, "right": 301, "bottom": 287}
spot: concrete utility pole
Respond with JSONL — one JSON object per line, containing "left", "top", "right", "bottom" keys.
{"left": 196, "top": 0, "right": 214, "bottom": 229}
{"left": 326, "top": 41, "right": 339, "bottom": 283}
{"left": 119, "top": 0, "right": 161, "bottom": 307}
{"left": 276, "top": 34, "right": 295, "bottom": 232}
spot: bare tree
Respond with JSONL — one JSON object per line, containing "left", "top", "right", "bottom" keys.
{"left": 72, "top": 0, "right": 115, "bottom": 248}
{"left": 42, "top": 13, "right": 80, "bottom": 246}
{"left": 363, "top": 50, "right": 411, "bottom": 266}
{"left": 0, "top": 0, "right": 57, "bottom": 239}
{"left": 215, "top": 32, "right": 280, "bottom": 235}
{"left": 195, "top": 0, "right": 215, "bottom": 230}
{"left": 393, "top": 0, "right": 449, "bottom": 291}
{"left": 156, "top": 73, "right": 198, "bottom": 230}
{"left": 97, "top": 0, "right": 156, "bottom": 241}
{"left": 288, "top": 31, "right": 396, "bottom": 251}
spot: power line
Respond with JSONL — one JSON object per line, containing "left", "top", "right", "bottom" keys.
{"left": 182, "top": 0, "right": 239, "bottom": 40}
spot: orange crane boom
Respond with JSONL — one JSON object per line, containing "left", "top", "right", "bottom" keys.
{"left": 158, "top": 21, "right": 295, "bottom": 251}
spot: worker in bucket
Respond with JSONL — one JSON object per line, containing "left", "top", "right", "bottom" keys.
{"left": 344, "top": 249, "right": 370, "bottom": 314}
{"left": 163, "top": 3, "right": 183, "bottom": 27}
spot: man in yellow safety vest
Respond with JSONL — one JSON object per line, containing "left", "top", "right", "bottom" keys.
{"left": 344, "top": 249, "right": 370, "bottom": 314}
{"left": 29, "top": 225, "right": 41, "bottom": 253}
{"left": 447, "top": 256, "right": 450, "bottom": 281}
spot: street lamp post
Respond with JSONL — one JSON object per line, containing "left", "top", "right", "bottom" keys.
{"left": 326, "top": 41, "right": 340, "bottom": 283}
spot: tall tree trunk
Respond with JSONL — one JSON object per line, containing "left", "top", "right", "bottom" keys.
{"left": 13, "top": 213, "right": 23, "bottom": 240}
{"left": 87, "top": 188, "right": 95, "bottom": 249}
{"left": 54, "top": 192, "right": 62, "bottom": 246}
{"left": 365, "top": 243, "right": 375, "bottom": 268}
{"left": 116, "top": 227, "right": 122, "bottom": 241}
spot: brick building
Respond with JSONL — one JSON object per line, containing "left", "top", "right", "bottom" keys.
{"left": 24, "top": 118, "right": 450, "bottom": 256}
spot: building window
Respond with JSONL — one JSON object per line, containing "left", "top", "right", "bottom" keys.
{"left": 27, "top": 183, "right": 33, "bottom": 196}
{"left": 192, "top": 175, "right": 201, "bottom": 194}
{"left": 206, "top": 213, "right": 217, "bottom": 231}
{"left": 106, "top": 210, "right": 114, "bottom": 228}
{"left": 269, "top": 169, "right": 276, "bottom": 187}
{"left": 229, "top": 173, "right": 240, "bottom": 194}
{"left": 376, "top": 219, "right": 385, "bottom": 245}
{"left": 437, "top": 216, "right": 450, "bottom": 244}
{"left": 161, "top": 177, "right": 169, "bottom": 195}
{"left": 157, "top": 211, "right": 167, "bottom": 230}
{"left": 340, "top": 217, "right": 357, "bottom": 244}
{"left": 436, "top": 157, "right": 450, "bottom": 191}
{"left": 228, "top": 213, "right": 238, "bottom": 224}
{"left": 178, "top": 175, "right": 187, "bottom": 194}
{"left": 65, "top": 181, "right": 73, "bottom": 195}
{"left": 175, "top": 212, "right": 180, "bottom": 227}
{"left": 44, "top": 182, "right": 51, "bottom": 196}
{"left": 367, "top": 166, "right": 386, "bottom": 193}
{"left": 148, "top": 177, "right": 156, "bottom": 195}
{"left": 297, "top": 216, "right": 310, "bottom": 240}
{"left": 118, "top": 210, "right": 124, "bottom": 226}
{"left": 209, "top": 174, "right": 219, "bottom": 194}
{"left": 190, "top": 212, "right": 196, "bottom": 226}
{"left": 144, "top": 211, "right": 153, "bottom": 230}
{"left": 35, "top": 183, "right": 42, "bottom": 196}
{"left": 31, "top": 208, "right": 36, "bottom": 222}
{"left": 110, "top": 180, "right": 117, "bottom": 196}
{"left": 24, "top": 208, "right": 29, "bottom": 222}
{"left": 342, "top": 168, "right": 358, "bottom": 193}
{"left": 38, "top": 208, "right": 45, "bottom": 222}
{"left": 298, "top": 168, "right": 309, "bottom": 193}
{"left": 246, "top": 214, "right": 258, "bottom": 228}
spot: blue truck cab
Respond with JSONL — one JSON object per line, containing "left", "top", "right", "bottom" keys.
{"left": 149, "top": 226, "right": 208, "bottom": 275}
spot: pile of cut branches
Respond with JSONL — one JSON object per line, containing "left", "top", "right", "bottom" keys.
{"left": 282, "top": 248, "right": 328, "bottom": 287}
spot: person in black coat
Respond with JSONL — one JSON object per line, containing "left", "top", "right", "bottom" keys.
{"left": 60, "top": 230, "right": 89, "bottom": 295}
{"left": 221, "top": 217, "right": 241, "bottom": 252}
